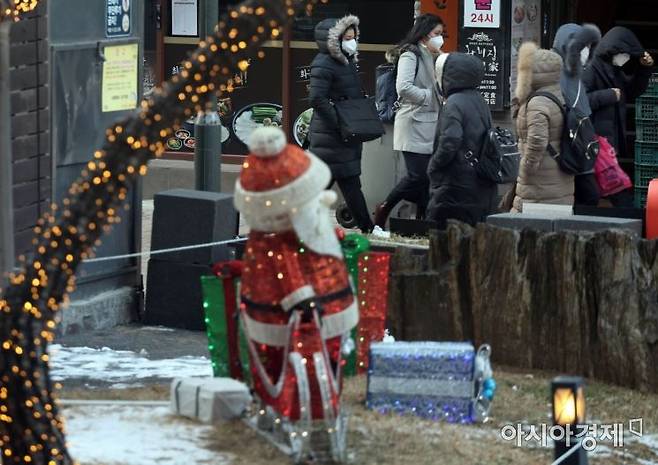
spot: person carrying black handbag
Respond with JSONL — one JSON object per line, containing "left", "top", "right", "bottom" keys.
{"left": 308, "top": 14, "right": 374, "bottom": 233}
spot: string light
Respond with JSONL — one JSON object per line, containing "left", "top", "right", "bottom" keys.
{"left": 0, "top": 1, "right": 324, "bottom": 464}
{"left": 0, "top": 0, "right": 39, "bottom": 22}
{"left": 356, "top": 252, "right": 391, "bottom": 374}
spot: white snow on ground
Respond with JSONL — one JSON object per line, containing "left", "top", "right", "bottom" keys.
{"left": 49, "top": 345, "right": 212, "bottom": 383}
{"left": 65, "top": 404, "right": 232, "bottom": 465}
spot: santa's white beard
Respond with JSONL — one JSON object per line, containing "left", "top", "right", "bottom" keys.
{"left": 290, "top": 191, "right": 343, "bottom": 258}
{"left": 241, "top": 191, "right": 343, "bottom": 259}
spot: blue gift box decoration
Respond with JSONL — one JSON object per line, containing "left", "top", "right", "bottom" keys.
{"left": 366, "top": 342, "right": 494, "bottom": 423}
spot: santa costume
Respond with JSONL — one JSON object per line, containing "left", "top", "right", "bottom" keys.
{"left": 234, "top": 127, "right": 357, "bottom": 457}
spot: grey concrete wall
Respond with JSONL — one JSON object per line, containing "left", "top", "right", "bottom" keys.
{"left": 56, "top": 286, "right": 139, "bottom": 336}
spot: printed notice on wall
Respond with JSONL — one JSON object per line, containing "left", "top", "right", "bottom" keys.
{"left": 464, "top": 0, "right": 501, "bottom": 28}
{"left": 102, "top": 43, "right": 139, "bottom": 113}
{"left": 172, "top": 0, "right": 198, "bottom": 36}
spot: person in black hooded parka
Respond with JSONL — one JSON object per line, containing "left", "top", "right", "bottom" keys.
{"left": 583, "top": 26, "right": 655, "bottom": 207}
{"left": 426, "top": 52, "right": 497, "bottom": 228}
{"left": 308, "top": 15, "right": 374, "bottom": 232}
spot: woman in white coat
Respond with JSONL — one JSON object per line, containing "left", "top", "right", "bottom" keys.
{"left": 374, "top": 13, "right": 444, "bottom": 228}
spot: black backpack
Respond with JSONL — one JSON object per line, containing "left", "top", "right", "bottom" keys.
{"left": 375, "top": 50, "right": 420, "bottom": 124}
{"left": 527, "top": 88, "right": 599, "bottom": 175}
{"left": 465, "top": 110, "right": 520, "bottom": 185}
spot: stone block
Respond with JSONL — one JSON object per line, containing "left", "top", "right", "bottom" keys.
{"left": 151, "top": 189, "right": 238, "bottom": 264}
{"left": 144, "top": 259, "right": 211, "bottom": 331}
{"left": 553, "top": 216, "right": 643, "bottom": 236}
{"left": 486, "top": 213, "right": 554, "bottom": 232}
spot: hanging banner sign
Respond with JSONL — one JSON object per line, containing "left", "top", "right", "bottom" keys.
{"left": 463, "top": 0, "right": 501, "bottom": 28}
{"left": 510, "top": 0, "right": 541, "bottom": 97}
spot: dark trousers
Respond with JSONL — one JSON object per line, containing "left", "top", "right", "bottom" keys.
{"left": 384, "top": 151, "right": 431, "bottom": 218}
{"left": 330, "top": 176, "right": 374, "bottom": 232}
{"left": 605, "top": 188, "right": 635, "bottom": 208}
{"left": 574, "top": 173, "right": 601, "bottom": 206}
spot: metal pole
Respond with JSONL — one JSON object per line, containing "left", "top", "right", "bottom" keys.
{"left": 0, "top": 20, "right": 15, "bottom": 277}
{"left": 194, "top": 0, "right": 221, "bottom": 192}
{"left": 194, "top": 109, "right": 222, "bottom": 191}
{"left": 282, "top": 23, "right": 292, "bottom": 138}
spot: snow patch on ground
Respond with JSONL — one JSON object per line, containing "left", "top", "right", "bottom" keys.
{"left": 65, "top": 404, "right": 232, "bottom": 465}
{"left": 49, "top": 345, "right": 212, "bottom": 384}
{"left": 139, "top": 326, "right": 176, "bottom": 332}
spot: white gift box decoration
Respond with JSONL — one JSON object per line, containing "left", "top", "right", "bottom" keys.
{"left": 170, "top": 377, "right": 252, "bottom": 424}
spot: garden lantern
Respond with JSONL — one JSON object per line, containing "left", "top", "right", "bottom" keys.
{"left": 551, "top": 376, "right": 588, "bottom": 465}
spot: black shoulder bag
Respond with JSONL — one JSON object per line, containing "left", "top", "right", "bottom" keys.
{"left": 333, "top": 63, "right": 385, "bottom": 143}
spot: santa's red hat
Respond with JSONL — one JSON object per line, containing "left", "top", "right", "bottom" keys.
{"left": 234, "top": 127, "right": 331, "bottom": 222}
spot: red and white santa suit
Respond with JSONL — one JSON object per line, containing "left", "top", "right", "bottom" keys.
{"left": 234, "top": 127, "right": 358, "bottom": 423}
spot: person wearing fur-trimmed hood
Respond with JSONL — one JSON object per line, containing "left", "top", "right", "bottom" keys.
{"left": 512, "top": 42, "right": 573, "bottom": 212}
{"left": 552, "top": 23, "right": 602, "bottom": 207}
{"left": 308, "top": 15, "right": 374, "bottom": 232}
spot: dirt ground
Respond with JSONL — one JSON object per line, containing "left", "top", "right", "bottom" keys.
{"left": 62, "top": 366, "right": 658, "bottom": 465}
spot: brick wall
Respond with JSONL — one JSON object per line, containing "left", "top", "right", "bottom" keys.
{"left": 10, "top": 3, "right": 50, "bottom": 258}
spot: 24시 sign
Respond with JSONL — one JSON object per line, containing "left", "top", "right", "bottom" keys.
{"left": 464, "top": 0, "right": 501, "bottom": 28}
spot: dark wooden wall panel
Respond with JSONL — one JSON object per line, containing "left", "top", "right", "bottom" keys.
{"left": 10, "top": 4, "right": 50, "bottom": 258}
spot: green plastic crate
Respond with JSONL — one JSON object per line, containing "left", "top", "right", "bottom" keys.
{"left": 636, "top": 120, "right": 658, "bottom": 142}
{"left": 635, "top": 141, "right": 658, "bottom": 165}
{"left": 636, "top": 96, "right": 658, "bottom": 120}
{"left": 635, "top": 187, "right": 648, "bottom": 208}
{"left": 634, "top": 164, "right": 658, "bottom": 189}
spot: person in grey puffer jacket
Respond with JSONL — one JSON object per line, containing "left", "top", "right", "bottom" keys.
{"left": 552, "top": 23, "right": 602, "bottom": 207}
{"left": 426, "top": 53, "right": 496, "bottom": 227}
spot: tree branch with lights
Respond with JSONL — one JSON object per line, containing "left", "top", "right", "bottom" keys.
{"left": 0, "top": 1, "right": 324, "bottom": 464}
{"left": 0, "top": 0, "right": 39, "bottom": 22}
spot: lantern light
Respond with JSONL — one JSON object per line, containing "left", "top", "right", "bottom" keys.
{"left": 552, "top": 376, "right": 586, "bottom": 426}
{"left": 551, "top": 376, "right": 588, "bottom": 465}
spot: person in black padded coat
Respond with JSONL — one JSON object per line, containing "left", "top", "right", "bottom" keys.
{"left": 308, "top": 15, "right": 374, "bottom": 233}
{"left": 583, "top": 26, "right": 655, "bottom": 207}
{"left": 426, "top": 52, "right": 497, "bottom": 228}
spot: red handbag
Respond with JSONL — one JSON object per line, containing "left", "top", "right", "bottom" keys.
{"left": 594, "top": 135, "right": 632, "bottom": 197}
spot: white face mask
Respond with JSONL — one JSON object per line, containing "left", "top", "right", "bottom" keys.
{"left": 342, "top": 39, "right": 357, "bottom": 56}
{"left": 580, "top": 46, "right": 590, "bottom": 66}
{"left": 612, "top": 53, "right": 631, "bottom": 67}
{"left": 427, "top": 35, "right": 444, "bottom": 52}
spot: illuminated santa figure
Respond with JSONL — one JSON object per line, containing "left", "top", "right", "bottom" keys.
{"left": 234, "top": 126, "right": 357, "bottom": 462}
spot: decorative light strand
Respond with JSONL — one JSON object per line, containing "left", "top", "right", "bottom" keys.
{"left": 0, "top": 0, "right": 39, "bottom": 22}
{"left": 0, "top": 1, "right": 325, "bottom": 464}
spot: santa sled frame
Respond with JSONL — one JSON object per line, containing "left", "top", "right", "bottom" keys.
{"left": 233, "top": 126, "right": 359, "bottom": 463}
{"left": 241, "top": 309, "right": 351, "bottom": 463}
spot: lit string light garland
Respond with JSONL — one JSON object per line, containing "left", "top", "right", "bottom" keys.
{"left": 356, "top": 252, "right": 391, "bottom": 374}
{"left": 0, "top": 0, "right": 326, "bottom": 464}
{"left": 0, "top": 0, "right": 39, "bottom": 22}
